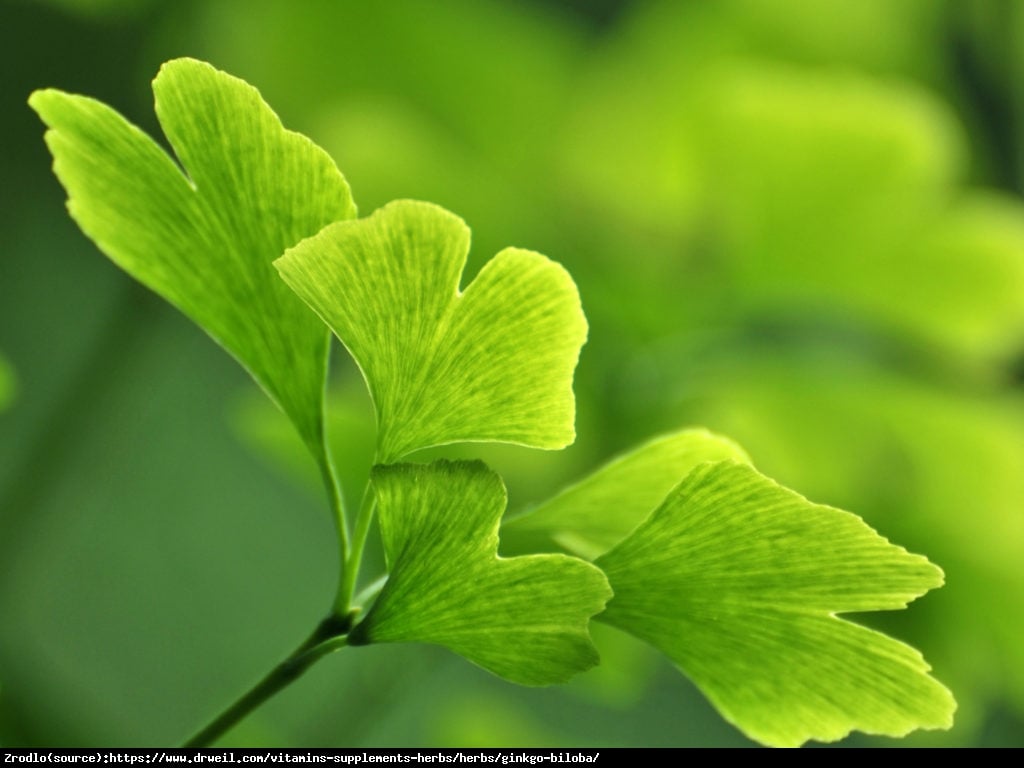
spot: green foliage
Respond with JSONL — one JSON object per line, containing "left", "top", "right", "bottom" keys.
{"left": 29, "top": 59, "right": 356, "bottom": 463}
{"left": 548, "top": 2, "right": 1024, "bottom": 739}
{"left": 30, "top": 57, "right": 954, "bottom": 747}
{"left": 502, "top": 429, "right": 750, "bottom": 559}
{"left": 349, "top": 461, "right": 610, "bottom": 685}
{"left": 560, "top": 1, "right": 1024, "bottom": 367}
{"left": 676, "top": 351, "right": 1024, "bottom": 726}
{"left": 700, "top": 67, "right": 1024, "bottom": 360}
{"left": 276, "top": 200, "right": 586, "bottom": 462}
{"left": 595, "top": 461, "right": 953, "bottom": 747}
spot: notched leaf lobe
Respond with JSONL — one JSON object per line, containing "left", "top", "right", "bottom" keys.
{"left": 276, "top": 200, "right": 587, "bottom": 461}
{"left": 349, "top": 460, "right": 611, "bottom": 686}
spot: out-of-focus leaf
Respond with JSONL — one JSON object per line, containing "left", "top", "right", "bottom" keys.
{"left": 556, "top": 4, "right": 714, "bottom": 240}
{"left": 705, "top": 65, "right": 961, "bottom": 266}
{"left": 429, "top": 693, "right": 556, "bottom": 747}
{"left": 560, "top": 0, "right": 943, "bottom": 240}
{"left": 596, "top": 460, "right": 954, "bottom": 747}
{"left": 349, "top": 461, "right": 611, "bottom": 686}
{"left": 30, "top": 58, "right": 356, "bottom": 462}
{"left": 560, "top": 11, "right": 1024, "bottom": 367}
{"left": 196, "top": 0, "right": 585, "bottom": 169}
{"left": 502, "top": 429, "right": 748, "bottom": 559}
{"left": 701, "top": 65, "right": 1024, "bottom": 362}
{"left": 720, "top": 0, "right": 942, "bottom": 79}
{"left": 898, "top": 194, "right": 1024, "bottom": 359}
{"left": 276, "top": 200, "right": 587, "bottom": 462}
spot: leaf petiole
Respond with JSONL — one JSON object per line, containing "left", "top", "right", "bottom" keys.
{"left": 318, "top": 449, "right": 350, "bottom": 592}
{"left": 352, "top": 573, "right": 389, "bottom": 610}
{"left": 335, "top": 478, "right": 378, "bottom": 617}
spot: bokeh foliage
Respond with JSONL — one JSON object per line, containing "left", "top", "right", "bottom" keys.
{"left": 2, "top": 0, "right": 1024, "bottom": 747}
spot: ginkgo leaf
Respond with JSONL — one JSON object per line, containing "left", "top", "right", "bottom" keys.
{"left": 595, "top": 460, "right": 955, "bottom": 747}
{"left": 29, "top": 58, "right": 356, "bottom": 459}
{"left": 275, "top": 200, "right": 587, "bottom": 462}
{"left": 348, "top": 461, "right": 611, "bottom": 685}
{"left": 502, "top": 429, "right": 750, "bottom": 559}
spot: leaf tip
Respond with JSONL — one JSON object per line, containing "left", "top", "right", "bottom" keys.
{"left": 27, "top": 88, "right": 49, "bottom": 113}
{"left": 27, "top": 87, "right": 71, "bottom": 125}
{"left": 154, "top": 56, "right": 216, "bottom": 84}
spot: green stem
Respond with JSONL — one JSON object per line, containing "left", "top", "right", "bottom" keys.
{"left": 184, "top": 442, "right": 361, "bottom": 746}
{"left": 183, "top": 617, "right": 350, "bottom": 748}
{"left": 319, "top": 450, "right": 350, "bottom": 588}
{"left": 335, "top": 479, "right": 376, "bottom": 616}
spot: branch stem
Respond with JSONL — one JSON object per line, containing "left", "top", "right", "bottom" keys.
{"left": 182, "top": 617, "right": 350, "bottom": 747}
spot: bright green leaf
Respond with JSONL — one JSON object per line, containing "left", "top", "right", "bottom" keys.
{"left": 348, "top": 460, "right": 611, "bottom": 685}
{"left": 596, "top": 460, "right": 954, "bottom": 747}
{"left": 678, "top": 350, "right": 1024, "bottom": 722}
{"left": 502, "top": 429, "right": 749, "bottom": 559}
{"left": 29, "top": 58, "right": 356, "bottom": 459}
{"left": 276, "top": 200, "right": 587, "bottom": 461}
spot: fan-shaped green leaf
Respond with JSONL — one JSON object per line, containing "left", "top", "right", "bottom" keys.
{"left": 348, "top": 461, "right": 611, "bottom": 685}
{"left": 29, "top": 58, "right": 356, "bottom": 459}
{"left": 681, "top": 350, "right": 1024, "bottom": 721}
{"left": 276, "top": 200, "right": 586, "bottom": 461}
{"left": 596, "top": 460, "right": 954, "bottom": 747}
{"left": 502, "top": 429, "right": 749, "bottom": 559}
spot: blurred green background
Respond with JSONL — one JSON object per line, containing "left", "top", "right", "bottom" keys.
{"left": 2, "top": 0, "right": 1024, "bottom": 747}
